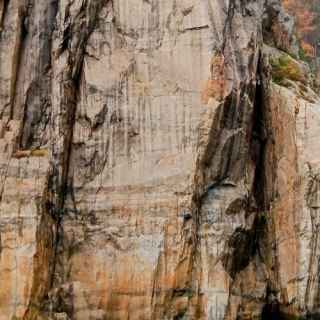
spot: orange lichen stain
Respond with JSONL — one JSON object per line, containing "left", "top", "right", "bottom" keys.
{"left": 13, "top": 150, "right": 31, "bottom": 159}
{"left": 201, "top": 79, "right": 225, "bottom": 104}
{"left": 201, "top": 54, "right": 225, "bottom": 104}
{"left": 13, "top": 149, "right": 48, "bottom": 159}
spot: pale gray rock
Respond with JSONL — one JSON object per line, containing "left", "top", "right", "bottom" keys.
{"left": 0, "top": 0, "right": 319, "bottom": 319}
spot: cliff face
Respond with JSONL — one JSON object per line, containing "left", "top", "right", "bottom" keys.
{"left": 0, "top": 0, "right": 319, "bottom": 319}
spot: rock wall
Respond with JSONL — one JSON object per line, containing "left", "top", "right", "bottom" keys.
{"left": 0, "top": 0, "right": 319, "bottom": 319}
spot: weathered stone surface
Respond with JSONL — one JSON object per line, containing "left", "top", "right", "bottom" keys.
{"left": 0, "top": 0, "right": 319, "bottom": 319}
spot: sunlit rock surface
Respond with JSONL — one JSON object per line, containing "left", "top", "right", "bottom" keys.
{"left": 0, "top": 0, "right": 320, "bottom": 319}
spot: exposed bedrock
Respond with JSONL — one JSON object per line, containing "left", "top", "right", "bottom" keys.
{"left": 0, "top": 0, "right": 319, "bottom": 319}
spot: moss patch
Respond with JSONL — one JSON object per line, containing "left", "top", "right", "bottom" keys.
{"left": 271, "top": 55, "right": 305, "bottom": 86}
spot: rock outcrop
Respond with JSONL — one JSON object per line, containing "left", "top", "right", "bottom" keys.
{"left": 0, "top": 0, "right": 319, "bottom": 319}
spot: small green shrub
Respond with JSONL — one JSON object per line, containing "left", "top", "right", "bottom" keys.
{"left": 299, "top": 46, "right": 308, "bottom": 62}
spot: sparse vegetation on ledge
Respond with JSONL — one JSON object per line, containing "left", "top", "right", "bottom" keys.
{"left": 13, "top": 148, "right": 48, "bottom": 159}
{"left": 271, "top": 55, "right": 306, "bottom": 85}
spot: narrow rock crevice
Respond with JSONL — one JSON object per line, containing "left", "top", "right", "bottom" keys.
{"left": 250, "top": 58, "right": 270, "bottom": 212}
{"left": 19, "top": 0, "right": 59, "bottom": 149}
{"left": 8, "top": 2, "right": 28, "bottom": 121}
{"left": 24, "top": 1, "right": 109, "bottom": 318}
{"left": 0, "top": 0, "right": 9, "bottom": 31}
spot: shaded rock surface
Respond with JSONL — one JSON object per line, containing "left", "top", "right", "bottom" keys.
{"left": 0, "top": 0, "right": 319, "bottom": 319}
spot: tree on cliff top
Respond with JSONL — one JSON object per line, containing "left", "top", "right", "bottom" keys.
{"left": 283, "top": 0, "right": 318, "bottom": 58}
